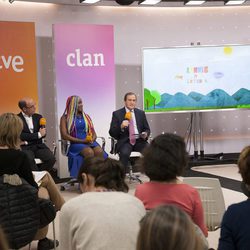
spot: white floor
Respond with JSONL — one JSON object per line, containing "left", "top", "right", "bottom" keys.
{"left": 22, "top": 164, "right": 247, "bottom": 250}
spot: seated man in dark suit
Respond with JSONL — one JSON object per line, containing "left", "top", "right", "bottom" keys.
{"left": 17, "top": 97, "right": 56, "bottom": 171}
{"left": 109, "top": 92, "right": 150, "bottom": 169}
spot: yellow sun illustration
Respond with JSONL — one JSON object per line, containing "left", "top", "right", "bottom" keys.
{"left": 224, "top": 47, "right": 233, "bottom": 55}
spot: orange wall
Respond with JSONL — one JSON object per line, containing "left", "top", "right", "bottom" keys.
{"left": 0, "top": 21, "right": 38, "bottom": 114}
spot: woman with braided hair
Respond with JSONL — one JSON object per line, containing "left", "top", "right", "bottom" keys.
{"left": 60, "top": 95, "right": 107, "bottom": 177}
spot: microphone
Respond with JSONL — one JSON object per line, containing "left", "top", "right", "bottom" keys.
{"left": 39, "top": 117, "right": 46, "bottom": 128}
{"left": 124, "top": 112, "right": 132, "bottom": 121}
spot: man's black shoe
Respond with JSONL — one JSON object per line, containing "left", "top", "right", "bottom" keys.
{"left": 37, "top": 237, "right": 59, "bottom": 250}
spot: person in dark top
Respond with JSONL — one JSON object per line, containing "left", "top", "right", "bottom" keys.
{"left": 0, "top": 112, "right": 37, "bottom": 187}
{"left": 109, "top": 92, "right": 150, "bottom": 169}
{"left": 218, "top": 145, "right": 250, "bottom": 250}
{"left": 0, "top": 148, "right": 38, "bottom": 188}
{"left": 0, "top": 113, "right": 64, "bottom": 250}
{"left": 17, "top": 97, "right": 56, "bottom": 171}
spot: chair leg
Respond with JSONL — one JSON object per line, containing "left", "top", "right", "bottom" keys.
{"left": 127, "top": 165, "right": 142, "bottom": 184}
{"left": 52, "top": 220, "right": 56, "bottom": 250}
{"left": 60, "top": 178, "right": 78, "bottom": 191}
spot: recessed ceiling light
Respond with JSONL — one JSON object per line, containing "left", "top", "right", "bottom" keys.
{"left": 80, "top": 0, "right": 100, "bottom": 4}
{"left": 224, "top": 0, "right": 246, "bottom": 5}
{"left": 185, "top": 0, "right": 206, "bottom": 5}
{"left": 139, "top": 0, "right": 161, "bottom": 5}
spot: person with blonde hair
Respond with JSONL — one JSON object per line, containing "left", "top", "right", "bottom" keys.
{"left": 218, "top": 145, "right": 250, "bottom": 250}
{"left": 137, "top": 205, "right": 205, "bottom": 250}
{"left": 60, "top": 95, "right": 107, "bottom": 177}
{"left": 0, "top": 113, "right": 64, "bottom": 250}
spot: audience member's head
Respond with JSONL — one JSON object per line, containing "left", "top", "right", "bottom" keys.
{"left": 18, "top": 97, "right": 36, "bottom": 116}
{"left": 77, "top": 157, "right": 129, "bottom": 193}
{"left": 0, "top": 113, "right": 23, "bottom": 149}
{"left": 140, "top": 133, "right": 188, "bottom": 182}
{"left": 137, "top": 205, "right": 203, "bottom": 250}
{"left": 0, "top": 226, "right": 9, "bottom": 250}
{"left": 238, "top": 146, "right": 250, "bottom": 185}
{"left": 237, "top": 146, "right": 250, "bottom": 197}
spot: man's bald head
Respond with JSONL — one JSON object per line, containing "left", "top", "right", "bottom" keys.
{"left": 18, "top": 97, "right": 36, "bottom": 116}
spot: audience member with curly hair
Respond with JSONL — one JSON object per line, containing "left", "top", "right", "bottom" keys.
{"left": 135, "top": 133, "right": 208, "bottom": 237}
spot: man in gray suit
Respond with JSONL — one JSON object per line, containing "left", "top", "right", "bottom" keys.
{"left": 109, "top": 92, "right": 150, "bottom": 169}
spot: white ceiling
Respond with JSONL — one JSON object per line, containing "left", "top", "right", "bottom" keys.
{"left": 16, "top": 0, "right": 82, "bottom": 4}
{"left": 14, "top": 0, "right": 250, "bottom": 7}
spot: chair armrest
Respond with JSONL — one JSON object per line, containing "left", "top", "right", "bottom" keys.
{"left": 109, "top": 137, "right": 117, "bottom": 154}
{"left": 59, "top": 139, "right": 70, "bottom": 156}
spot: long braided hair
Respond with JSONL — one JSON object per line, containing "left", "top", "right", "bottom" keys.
{"left": 63, "top": 95, "right": 94, "bottom": 137}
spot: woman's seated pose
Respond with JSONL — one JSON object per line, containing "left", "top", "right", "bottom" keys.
{"left": 60, "top": 157, "right": 146, "bottom": 250}
{"left": 137, "top": 205, "right": 205, "bottom": 250}
{"left": 134, "top": 133, "right": 208, "bottom": 237}
{"left": 0, "top": 113, "right": 65, "bottom": 250}
{"left": 218, "top": 146, "right": 250, "bottom": 250}
{"left": 60, "top": 95, "right": 107, "bottom": 177}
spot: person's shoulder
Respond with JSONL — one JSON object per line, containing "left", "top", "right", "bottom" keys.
{"left": 2, "top": 148, "right": 26, "bottom": 158}
{"left": 226, "top": 199, "right": 250, "bottom": 214}
{"left": 135, "top": 182, "right": 150, "bottom": 193}
{"left": 114, "top": 107, "right": 125, "bottom": 113}
{"left": 61, "top": 194, "right": 86, "bottom": 212}
{"left": 134, "top": 108, "right": 145, "bottom": 114}
{"left": 17, "top": 149, "right": 29, "bottom": 159}
{"left": 104, "top": 192, "right": 146, "bottom": 208}
{"left": 33, "top": 113, "right": 42, "bottom": 118}
{"left": 176, "top": 183, "right": 200, "bottom": 195}
{"left": 118, "top": 193, "right": 146, "bottom": 211}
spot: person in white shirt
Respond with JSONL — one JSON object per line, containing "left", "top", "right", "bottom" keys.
{"left": 17, "top": 97, "right": 55, "bottom": 171}
{"left": 60, "top": 157, "right": 146, "bottom": 250}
